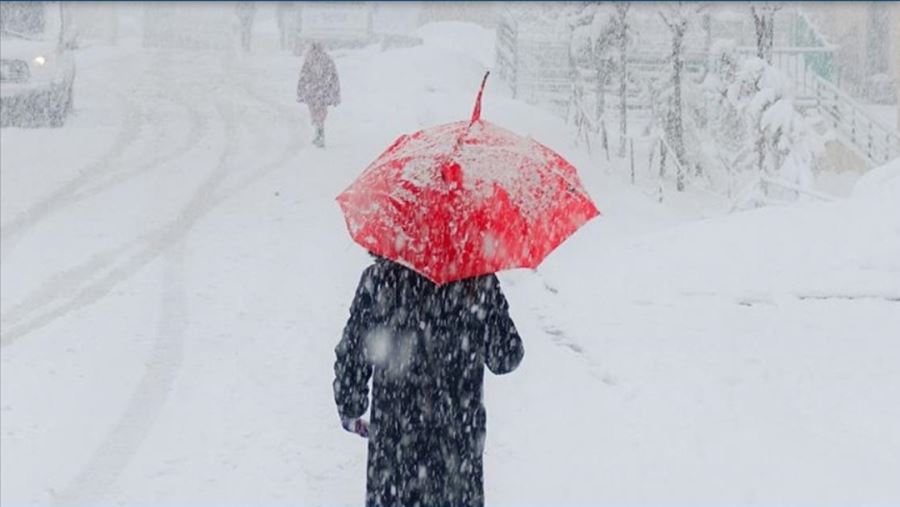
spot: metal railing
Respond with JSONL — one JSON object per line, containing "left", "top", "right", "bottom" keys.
{"left": 731, "top": 44, "right": 898, "bottom": 167}
{"left": 811, "top": 74, "right": 900, "bottom": 166}
{"left": 495, "top": 15, "right": 573, "bottom": 113}
{"left": 499, "top": 9, "right": 899, "bottom": 170}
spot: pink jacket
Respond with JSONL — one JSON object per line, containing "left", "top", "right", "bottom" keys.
{"left": 297, "top": 47, "right": 341, "bottom": 107}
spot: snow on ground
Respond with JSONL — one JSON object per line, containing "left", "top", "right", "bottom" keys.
{"left": 503, "top": 158, "right": 900, "bottom": 504}
{"left": 2, "top": 22, "right": 899, "bottom": 505}
{"left": 862, "top": 103, "right": 899, "bottom": 132}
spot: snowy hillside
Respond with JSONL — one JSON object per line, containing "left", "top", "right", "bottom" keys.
{"left": 2, "top": 21, "right": 899, "bottom": 506}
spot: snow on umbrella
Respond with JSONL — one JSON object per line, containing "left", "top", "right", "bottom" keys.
{"left": 337, "top": 72, "right": 600, "bottom": 285}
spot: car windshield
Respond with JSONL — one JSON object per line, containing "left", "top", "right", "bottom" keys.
{"left": 0, "top": 2, "right": 53, "bottom": 40}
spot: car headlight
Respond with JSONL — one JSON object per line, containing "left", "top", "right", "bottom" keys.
{"left": 33, "top": 55, "right": 46, "bottom": 66}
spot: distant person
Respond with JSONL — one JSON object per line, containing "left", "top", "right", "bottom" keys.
{"left": 333, "top": 256, "right": 524, "bottom": 507}
{"left": 296, "top": 43, "right": 341, "bottom": 148}
{"left": 276, "top": 2, "right": 297, "bottom": 51}
{"left": 235, "top": 1, "right": 255, "bottom": 51}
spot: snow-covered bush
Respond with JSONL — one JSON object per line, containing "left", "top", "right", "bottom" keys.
{"left": 691, "top": 44, "right": 825, "bottom": 204}
{"left": 728, "top": 57, "right": 824, "bottom": 199}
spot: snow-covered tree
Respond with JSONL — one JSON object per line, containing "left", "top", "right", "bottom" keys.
{"left": 569, "top": 2, "right": 631, "bottom": 143}
{"left": 733, "top": 58, "right": 823, "bottom": 191}
{"left": 750, "top": 3, "right": 780, "bottom": 65}
{"left": 658, "top": 2, "right": 703, "bottom": 191}
{"left": 697, "top": 46, "right": 824, "bottom": 204}
{"left": 612, "top": 3, "right": 631, "bottom": 157}
{"left": 749, "top": 3, "right": 782, "bottom": 181}
{"left": 699, "top": 40, "right": 752, "bottom": 192}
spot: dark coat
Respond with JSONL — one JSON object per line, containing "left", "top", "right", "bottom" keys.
{"left": 334, "top": 259, "right": 524, "bottom": 507}
{"left": 297, "top": 46, "right": 341, "bottom": 108}
{"left": 235, "top": 1, "right": 255, "bottom": 24}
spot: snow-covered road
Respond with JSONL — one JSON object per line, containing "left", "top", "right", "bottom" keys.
{"left": 3, "top": 25, "right": 899, "bottom": 505}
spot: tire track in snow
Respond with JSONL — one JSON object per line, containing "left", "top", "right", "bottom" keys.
{"left": 0, "top": 56, "right": 210, "bottom": 256}
{"left": 69, "top": 90, "right": 210, "bottom": 205}
{"left": 46, "top": 97, "right": 242, "bottom": 504}
{"left": 212, "top": 58, "right": 306, "bottom": 201}
{"left": 0, "top": 101, "right": 237, "bottom": 348}
{"left": 52, "top": 241, "right": 189, "bottom": 506}
{"left": 0, "top": 242, "right": 134, "bottom": 331}
{"left": 69, "top": 51, "right": 214, "bottom": 203}
{"left": 1, "top": 61, "right": 305, "bottom": 348}
{"left": 0, "top": 97, "right": 211, "bottom": 344}
{"left": 0, "top": 88, "right": 143, "bottom": 252}
{"left": 0, "top": 55, "right": 215, "bottom": 338}
{"left": 46, "top": 61, "right": 309, "bottom": 503}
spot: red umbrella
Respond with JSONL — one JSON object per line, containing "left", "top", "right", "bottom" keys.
{"left": 337, "top": 72, "right": 599, "bottom": 285}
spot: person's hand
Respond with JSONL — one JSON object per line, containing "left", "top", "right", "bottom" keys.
{"left": 341, "top": 417, "right": 369, "bottom": 438}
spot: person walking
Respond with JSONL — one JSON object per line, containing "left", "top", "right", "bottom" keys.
{"left": 235, "top": 1, "right": 255, "bottom": 52}
{"left": 276, "top": 2, "right": 296, "bottom": 51}
{"left": 296, "top": 42, "right": 340, "bottom": 148}
{"left": 333, "top": 256, "right": 524, "bottom": 507}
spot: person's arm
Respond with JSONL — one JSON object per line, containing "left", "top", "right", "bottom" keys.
{"left": 483, "top": 275, "right": 524, "bottom": 374}
{"left": 296, "top": 77, "right": 304, "bottom": 103}
{"left": 333, "top": 268, "right": 375, "bottom": 423}
{"left": 329, "top": 59, "right": 341, "bottom": 105}
{"left": 296, "top": 62, "right": 309, "bottom": 103}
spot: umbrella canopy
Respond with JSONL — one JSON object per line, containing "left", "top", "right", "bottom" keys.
{"left": 337, "top": 73, "right": 599, "bottom": 284}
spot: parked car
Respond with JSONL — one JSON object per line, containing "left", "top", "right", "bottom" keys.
{"left": 294, "top": 3, "right": 375, "bottom": 53}
{"left": 1, "top": 1, "right": 75, "bottom": 127}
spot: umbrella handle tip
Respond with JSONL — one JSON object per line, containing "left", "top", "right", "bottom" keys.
{"left": 470, "top": 71, "right": 491, "bottom": 124}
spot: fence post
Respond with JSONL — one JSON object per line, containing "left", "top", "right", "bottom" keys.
{"left": 832, "top": 89, "right": 839, "bottom": 129}
{"left": 658, "top": 139, "right": 667, "bottom": 203}
{"left": 630, "top": 138, "right": 635, "bottom": 184}
{"left": 659, "top": 138, "right": 667, "bottom": 178}
{"left": 815, "top": 79, "right": 821, "bottom": 112}
{"left": 868, "top": 120, "right": 873, "bottom": 162}
{"left": 602, "top": 121, "right": 610, "bottom": 162}
{"left": 511, "top": 27, "right": 518, "bottom": 99}
{"left": 888, "top": 132, "right": 893, "bottom": 163}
